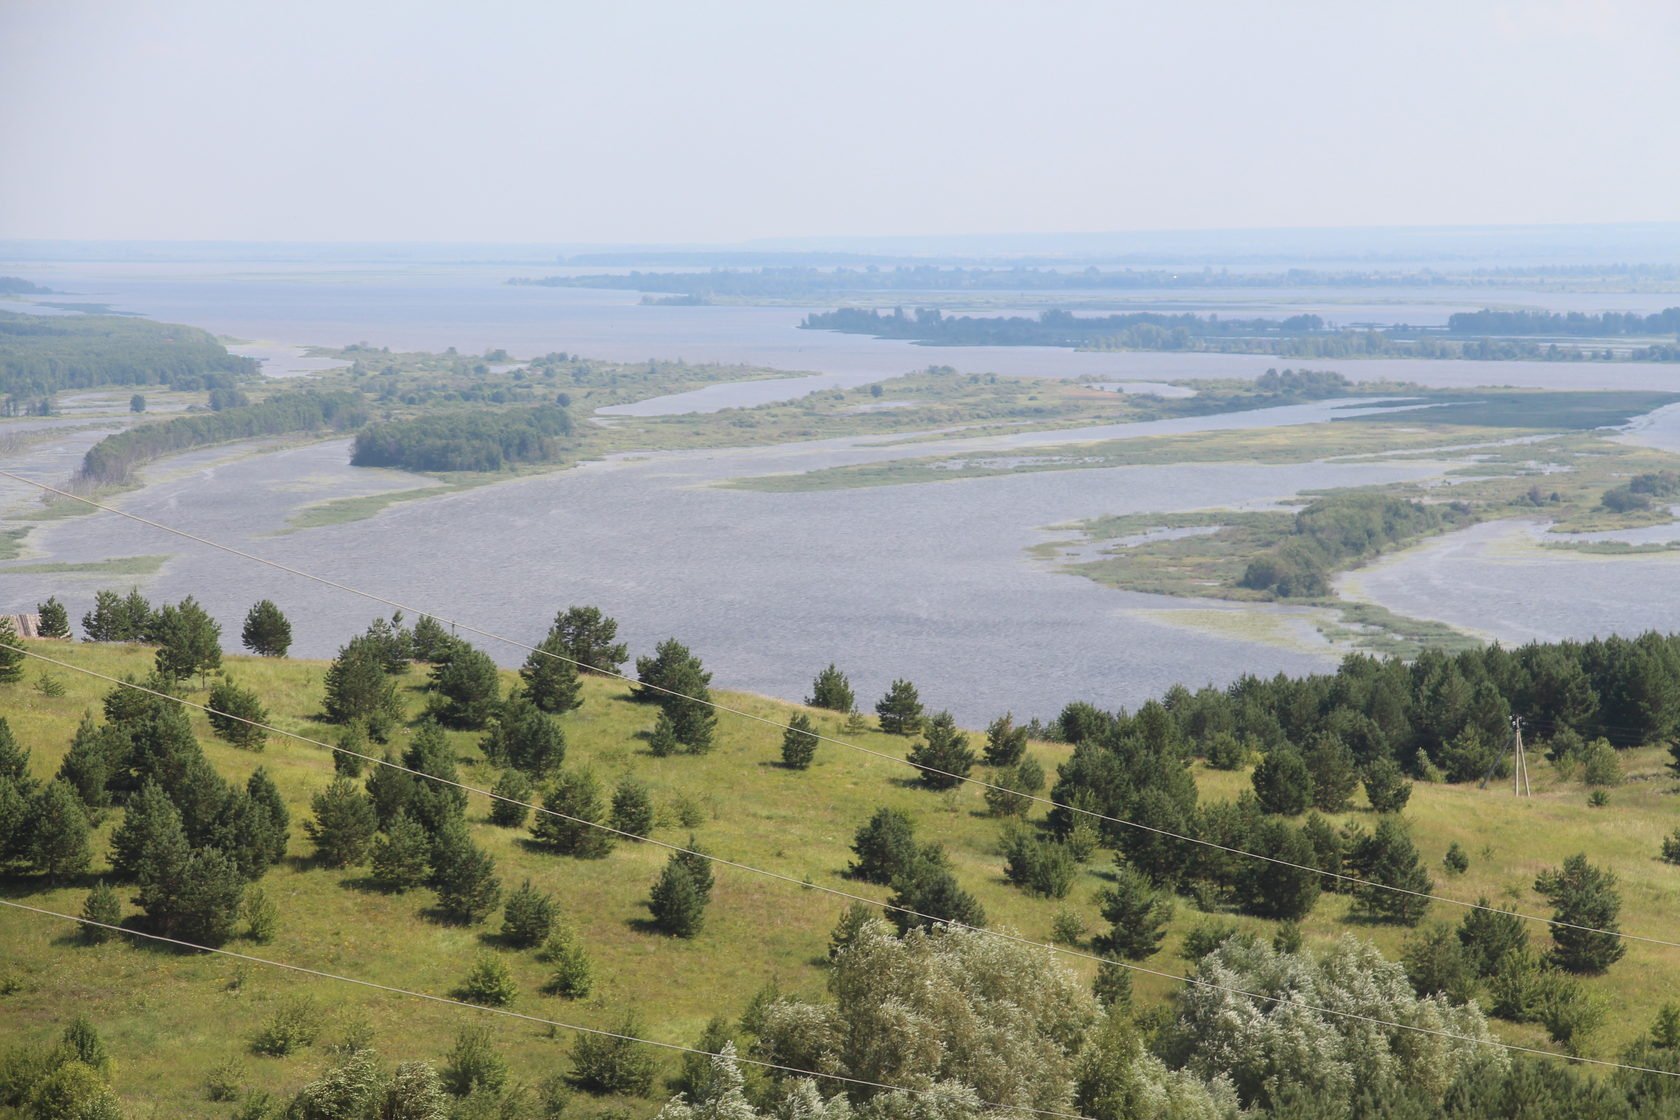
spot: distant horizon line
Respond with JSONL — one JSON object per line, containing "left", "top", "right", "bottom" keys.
{"left": 3, "top": 218, "right": 1680, "bottom": 253}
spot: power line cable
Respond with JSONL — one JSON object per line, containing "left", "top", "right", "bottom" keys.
{"left": 0, "top": 898, "right": 1091, "bottom": 1119}
{"left": 1, "top": 471, "right": 1674, "bottom": 951}
{"left": 10, "top": 638, "right": 1680, "bottom": 1085}
{"left": 8, "top": 892, "right": 1680, "bottom": 1087}
{"left": 9, "top": 645, "right": 1680, "bottom": 1084}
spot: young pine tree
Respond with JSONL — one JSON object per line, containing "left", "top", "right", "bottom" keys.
{"left": 648, "top": 855, "right": 708, "bottom": 938}
{"left": 875, "top": 679, "right": 924, "bottom": 735}
{"left": 207, "top": 678, "right": 269, "bottom": 750}
{"left": 151, "top": 596, "right": 223, "bottom": 684}
{"left": 370, "top": 811, "right": 431, "bottom": 893}
{"left": 781, "top": 713, "right": 818, "bottom": 769}
{"left": 241, "top": 600, "right": 292, "bottom": 657}
{"left": 906, "top": 711, "right": 976, "bottom": 790}
{"left": 1097, "top": 863, "right": 1173, "bottom": 960}
{"left": 431, "top": 828, "right": 502, "bottom": 925}
{"left": 983, "top": 713, "right": 1029, "bottom": 767}
{"left": 501, "top": 879, "right": 558, "bottom": 947}
{"left": 488, "top": 769, "right": 533, "bottom": 828}
{"left": 806, "top": 664, "right": 855, "bottom": 713}
{"left": 552, "top": 606, "right": 628, "bottom": 675}
{"left": 1346, "top": 817, "right": 1433, "bottom": 926}
{"left": 0, "top": 617, "right": 23, "bottom": 683}
{"left": 1362, "top": 754, "right": 1413, "bottom": 813}
{"left": 1535, "top": 853, "right": 1626, "bottom": 974}
{"left": 79, "top": 880, "right": 122, "bottom": 944}
{"left": 647, "top": 710, "right": 680, "bottom": 758}
{"left": 520, "top": 627, "right": 584, "bottom": 713}
{"left": 29, "top": 779, "right": 92, "bottom": 883}
{"left": 36, "top": 596, "right": 70, "bottom": 639}
{"left": 531, "top": 769, "right": 614, "bottom": 858}
{"left": 610, "top": 778, "right": 655, "bottom": 839}
{"left": 1252, "top": 745, "right": 1314, "bottom": 816}
{"left": 849, "top": 807, "right": 918, "bottom": 885}
{"left": 427, "top": 642, "right": 502, "bottom": 730}
{"left": 305, "top": 778, "right": 379, "bottom": 868}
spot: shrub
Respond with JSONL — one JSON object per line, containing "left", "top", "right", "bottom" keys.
{"left": 1362, "top": 755, "right": 1413, "bottom": 813}
{"left": 442, "top": 1025, "right": 509, "bottom": 1098}
{"left": 242, "top": 887, "right": 278, "bottom": 943}
{"left": 1662, "top": 829, "right": 1680, "bottom": 865}
{"left": 252, "top": 997, "right": 322, "bottom": 1056}
{"left": 1204, "top": 731, "right": 1248, "bottom": 770}
{"left": 1051, "top": 908, "right": 1087, "bottom": 946}
{"left": 1181, "top": 920, "right": 1247, "bottom": 961}
{"left": 206, "top": 1057, "right": 247, "bottom": 1102}
{"left": 1443, "top": 842, "right": 1470, "bottom": 875}
{"left": 1588, "top": 789, "right": 1610, "bottom": 808}
{"left": 570, "top": 1015, "right": 656, "bottom": 1095}
{"left": 457, "top": 955, "right": 518, "bottom": 1006}
{"left": 1579, "top": 738, "right": 1622, "bottom": 787}
{"left": 541, "top": 928, "right": 594, "bottom": 999}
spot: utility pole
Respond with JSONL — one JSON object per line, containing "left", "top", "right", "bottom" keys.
{"left": 1511, "top": 714, "right": 1531, "bottom": 798}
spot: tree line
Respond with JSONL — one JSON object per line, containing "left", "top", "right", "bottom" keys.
{"left": 76, "top": 389, "right": 370, "bottom": 486}
{"left": 1447, "top": 307, "right": 1680, "bottom": 337}
{"left": 802, "top": 306, "right": 1680, "bottom": 362}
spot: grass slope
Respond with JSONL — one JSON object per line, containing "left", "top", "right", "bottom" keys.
{"left": 0, "top": 641, "right": 1676, "bottom": 1116}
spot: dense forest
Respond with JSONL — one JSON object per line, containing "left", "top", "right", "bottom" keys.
{"left": 77, "top": 390, "right": 371, "bottom": 487}
{"left": 350, "top": 403, "right": 574, "bottom": 472}
{"left": 802, "top": 307, "right": 1680, "bottom": 360}
{"left": 0, "top": 312, "right": 257, "bottom": 408}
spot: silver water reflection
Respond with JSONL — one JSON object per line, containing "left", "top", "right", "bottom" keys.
{"left": 3, "top": 427, "right": 1440, "bottom": 724}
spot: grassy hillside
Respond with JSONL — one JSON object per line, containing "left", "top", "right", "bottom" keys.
{"left": 1, "top": 640, "right": 1677, "bottom": 1116}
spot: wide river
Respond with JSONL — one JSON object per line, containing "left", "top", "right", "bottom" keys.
{"left": 4, "top": 256, "right": 1680, "bottom": 722}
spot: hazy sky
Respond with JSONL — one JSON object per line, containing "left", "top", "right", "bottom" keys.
{"left": 3, "top": 0, "right": 1677, "bottom": 244}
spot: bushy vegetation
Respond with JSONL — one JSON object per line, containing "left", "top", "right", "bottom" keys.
{"left": 350, "top": 403, "right": 573, "bottom": 472}
{"left": 1239, "top": 492, "right": 1464, "bottom": 598}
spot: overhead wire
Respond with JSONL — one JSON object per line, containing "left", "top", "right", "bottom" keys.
{"left": 2, "top": 469, "right": 1675, "bottom": 952}
{"left": 0, "top": 899, "right": 1092, "bottom": 1120}
{"left": 6, "top": 642, "right": 1680, "bottom": 1085}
